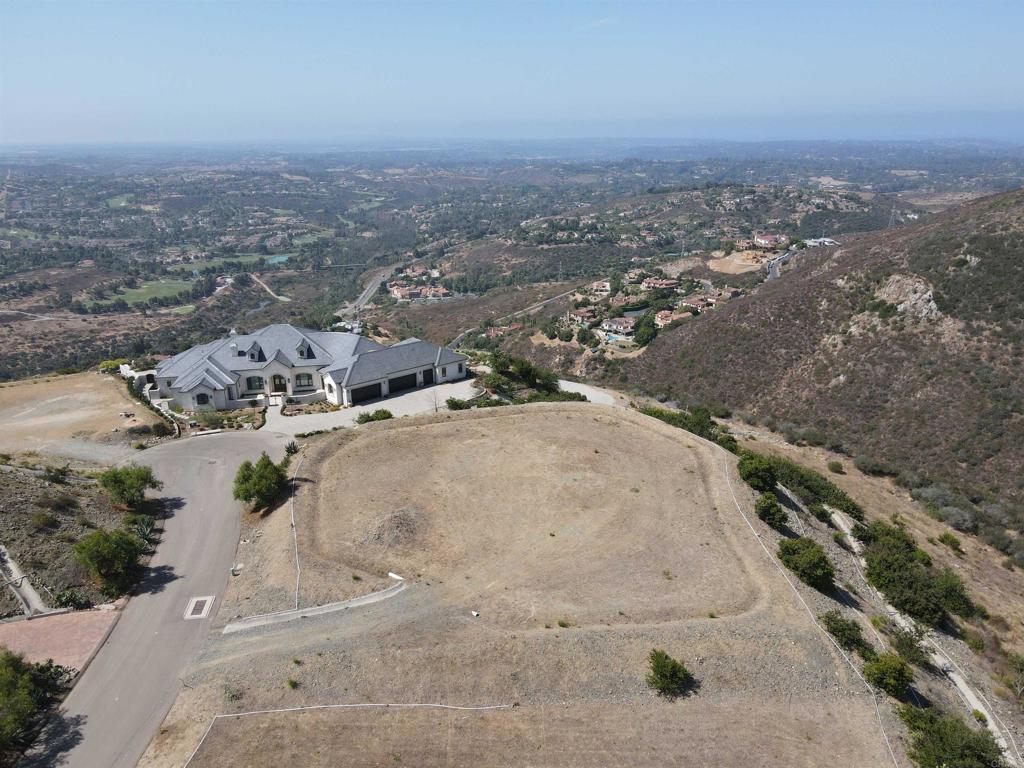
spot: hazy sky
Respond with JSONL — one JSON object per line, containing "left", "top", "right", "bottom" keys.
{"left": 2, "top": 0, "right": 1023, "bottom": 145}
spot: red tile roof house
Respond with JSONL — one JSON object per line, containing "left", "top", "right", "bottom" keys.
{"left": 654, "top": 309, "right": 692, "bottom": 328}
{"left": 641, "top": 277, "right": 679, "bottom": 291}
{"left": 566, "top": 307, "right": 599, "bottom": 326}
{"left": 753, "top": 233, "right": 789, "bottom": 248}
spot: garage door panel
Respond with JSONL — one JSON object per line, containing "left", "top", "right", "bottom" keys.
{"left": 388, "top": 373, "right": 417, "bottom": 393}
{"left": 350, "top": 383, "right": 382, "bottom": 404}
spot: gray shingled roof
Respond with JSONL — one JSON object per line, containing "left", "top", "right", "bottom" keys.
{"left": 342, "top": 338, "right": 466, "bottom": 387}
{"left": 156, "top": 324, "right": 463, "bottom": 394}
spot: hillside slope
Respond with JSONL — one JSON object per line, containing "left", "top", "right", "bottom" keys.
{"left": 625, "top": 189, "right": 1024, "bottom": 543}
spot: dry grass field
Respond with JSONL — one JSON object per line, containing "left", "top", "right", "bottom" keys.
{"left": 0, "top": 371, "right": 161, "bottom": 461}
{"left": 146, "top": 405, "right": 901, "bottom": 768}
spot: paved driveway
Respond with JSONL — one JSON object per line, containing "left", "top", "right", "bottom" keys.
{"left": 31, "top": 431, "right": 287, "bottom": 768}
{"left": 264, "top": 379, "right": 481, "bottom": 436}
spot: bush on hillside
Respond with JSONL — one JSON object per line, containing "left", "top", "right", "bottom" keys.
{"left": 737, "top": 452, "right": 777, "bottom": 492}
{"left": 755, "top": 492, "right": 788, "bottom": 530}
{"left": 646, "top": 649, "right": 695, "bottom": 698}
{"left": 820, "top": 610, "right": 876, "bottom": 660}
{"left": 777, "top": 537, "right": 835, "bottom": 591}
{"left": 355, "top": 409, "right": 393, "bottom": 424}
{"left": 899, "top": 705, "right": 1008, "bottom": 768}
{"left": 856, "top": 520, "right": 976, "bottom": 626}
{"left": 864, "top": 653, "right": 914, "bottom": 698}
{"left": 639, "top": 405, "right": 737, "bottom": 453}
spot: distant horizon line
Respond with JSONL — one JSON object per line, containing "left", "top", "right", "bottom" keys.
{"left": 2, "top": 135, "right": 1023, "bottom": 152}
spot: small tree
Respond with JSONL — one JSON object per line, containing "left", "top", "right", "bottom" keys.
{"left": 737, "top": 453, "right": 777, "bottom": 492}
{"left": 233, "top": 452, "right": 289, "bottom": 510}
{"left": 755, "top": 492, "right": 788, "bottom": 530}
{"left": 73, "top": 528, "right": 146, "bottom": 594}
{"left": 864, "top": 653, "right": 914, "bottom": 699}
{"left": 778, "top": 537, "right": 835, "bottom": 591}
{"left": 98, "top": 464, "right": 162, "bottom": 512}
{"left": 646, "top": 648, "right": 695, "bottom": 697}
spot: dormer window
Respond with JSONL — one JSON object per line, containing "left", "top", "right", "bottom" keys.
{"left": 297, "top": 343, "right": 313, "bottom": 360}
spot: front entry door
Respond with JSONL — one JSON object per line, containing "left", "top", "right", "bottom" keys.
{"left": 271, "top": 374, "right": 287, "bottom": 393}
{"left": 423, "top": 368, "right": 434, "bottom": 385}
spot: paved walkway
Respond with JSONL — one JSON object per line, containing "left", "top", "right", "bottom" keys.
{"left": 0, "top": 609, "right": 116, "bottom": 670}
{"left": 263, "top": 379, "right": 480, "bottom": 436}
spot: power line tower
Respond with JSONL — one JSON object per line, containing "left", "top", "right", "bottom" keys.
{"left": 888, "top": 204, "right": 897, "bottom": 228}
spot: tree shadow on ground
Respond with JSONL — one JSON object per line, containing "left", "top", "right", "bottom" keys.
{"left": 132, "top": 563, "right": 178, "bottom": 596}
{"left": 21, "top": 711, "right": 86, "bottom": 767}
{"left": 146, "top": 495, "right": 185, "bottom": 520}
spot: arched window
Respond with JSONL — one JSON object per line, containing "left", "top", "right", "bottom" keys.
{"left": 195, "top": 393, "right": 210, "bottom": 406}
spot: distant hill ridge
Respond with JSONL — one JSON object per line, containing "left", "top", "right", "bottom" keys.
{"left": 625, "top": 188, "right": 1024, "bottom": 553}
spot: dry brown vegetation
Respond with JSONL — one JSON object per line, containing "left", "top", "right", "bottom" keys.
{"left": 146, "top": 405, "right": 900, "bottom": 768}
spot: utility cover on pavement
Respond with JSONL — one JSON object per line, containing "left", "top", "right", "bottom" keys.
{"left": 184, "top": 596, "right": 214, "bottom": 620}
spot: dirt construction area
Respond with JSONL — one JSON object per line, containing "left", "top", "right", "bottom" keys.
{"left": 0, "top": 372, "right": 161, "bottom": 462}
{"left": 146, "top": 405, "right": 903, "bottom": 767}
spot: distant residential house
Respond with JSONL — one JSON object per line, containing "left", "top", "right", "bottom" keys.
{"left": 609, "top": 294, "right": 630, "bottom": 307}
{"left": 484, "top": 322, "right": 522, "bottom": 339}
{"left": 754, "top": 233, "right": 789, "bottom": 248}
{"left": 153, "top": 323, "right": 466, "bottom": 411}
{"left": 389, "top": 282, "right": 422, "bottom": 300}
{"left": 589, "top": 280, "right": 612, "bottom": 296}
{"left": 654, "top": 310, "right": 692, "bottom": 328}
{"left": 600, "top": 317, "right": 636, "bottom": 335}
{"left": 641, "top": 277, "right": 679, "bottom": 291}
{"left": 566, "top": 307, "right": 599, "bottom": 326}
{"left": 679, "top": 294, "right": 714, "bottom": 312}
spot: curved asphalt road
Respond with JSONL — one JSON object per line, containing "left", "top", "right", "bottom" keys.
{"left": 32, "top": 431, "right": 287, "bottom": 768}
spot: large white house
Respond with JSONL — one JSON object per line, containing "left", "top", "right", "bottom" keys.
{"left": 152, "top": 323, "right": 467, "bottom": 411}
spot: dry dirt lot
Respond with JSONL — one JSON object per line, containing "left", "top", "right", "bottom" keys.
{"left": 145, "top": 405, "right": 902, "bottom": 768}
{"left": 707, "top": 250, "right": 766, "bottom": 274}
{"left": 0, "top": 372, "right": 161, "bottom": 462}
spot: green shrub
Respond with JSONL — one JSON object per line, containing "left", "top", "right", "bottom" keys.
{"left": 938, "top": 531, "right": 963, "bottom": 554}
{"left": 233, "top": 452, "right": 290, "bottom": 510}
{"left": 285, "top": 440, "right": 299, "bottom": 455}
{"left": 899, "top": 704, "right": 1009, "bottom": 768}
{"left": 827, "top": 460, "right": 845, "bottom": 474}
{"left": 638, "top": 406, "right": 737, "bottom": 453}
{"left": 73, "top": 528, "right": 146, "bottom": 595}
{"left": 864, "top": 653, "right": 914, "bottom": 698}
{"left": 29, "top": 511, "right": 58, "bottom": 532}
{"left": 446, "top": 397, "right": 472, "bottom": 410}
{"left": 858, "top": 520, "right": 977, "bottom": 626}
{"left": 355, "top": 408, "right": 393, "bottom": 424}
{"left": 777, "top": 537, "right": 835, "bottom": 591}
{"left": 53, "top": 588, "right": 92, "bottom": 610}
{"left": 646, "top": 649, "right": 695, "bottom": 697}
{"left": 151, "top": 421, "right": 171, "bottom": 437}
{"left": 754, "top": 492, "right": 788, "bottom": 530}
{"left": 0, "top": 650, "right": 73, "bottom": 759}
{"left": 98, "top": 464, "right": 162, "bottom": 512}
{"left": 762, "top": 453, "right": 864, "bottom": 521}
{"left": 737, "top": 453, "right": 777, "bottom": 492}
{"left": 888, "top": 624, "right": 932, "bottom": 668}
{"left": 819, "top": 610, "right": 876, "bottom": 660}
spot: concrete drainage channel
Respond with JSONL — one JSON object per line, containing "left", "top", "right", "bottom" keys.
{"left": 221, "top": 577, "right": 408, "bottom": 634}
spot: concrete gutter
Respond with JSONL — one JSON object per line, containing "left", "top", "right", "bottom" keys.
{"left": 0, "top": 544, "right": 50, "bottom": 616}
{"left": 221, "top": 580, "right": 407, "bottom": 634}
